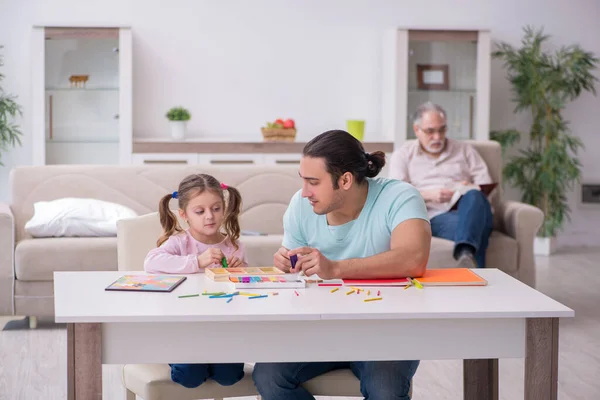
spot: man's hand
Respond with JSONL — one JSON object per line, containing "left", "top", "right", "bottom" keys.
{"left": 273, "top": 246, "right": 292, "bottom": 272}
{"left": 421, "top": 188, "right": 454, "bottom": 203}
{"left": 288, "top": 247, "right": 340, "bottom": 279}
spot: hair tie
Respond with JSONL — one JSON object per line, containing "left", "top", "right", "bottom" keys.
{"left": 172, "top": 191, "right": 178, "bottom": 199}
{"left": 220, "top": 183, "right": 228, "bottom": 190}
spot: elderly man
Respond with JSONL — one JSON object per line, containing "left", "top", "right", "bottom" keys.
{"left": 389, "top": 102, "right": 494, "bottom": 268}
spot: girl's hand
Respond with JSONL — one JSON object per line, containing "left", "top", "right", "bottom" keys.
{"left": 197, "top": 248, "right": 224, "bottom": 269}
{"left": 227, "top": 256, "right": 243, "bottom": 269}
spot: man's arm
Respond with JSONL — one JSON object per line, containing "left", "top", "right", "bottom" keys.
{"left": 275, "top": 191, "right": 306, "bottom": 271}
{"left": 334, "top": 218, "right": 431, "bottom": 279}
{"left": 466, "top": 146, "right": 493, "bottom": 184}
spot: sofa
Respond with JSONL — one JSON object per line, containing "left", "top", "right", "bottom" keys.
{"left": 0, "top": 140, "right": 543, "bottom": 318}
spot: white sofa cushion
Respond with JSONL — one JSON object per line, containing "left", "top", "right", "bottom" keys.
{"left": 24, "top": 198, "right": 137, "bottom": 237}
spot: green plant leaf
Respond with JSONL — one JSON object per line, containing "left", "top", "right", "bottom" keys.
{"left": 492, "top": 26, "right": 598, "bottom": 237}
{"left": 166, "top": 106, "right": 191, "bottom": 121}
{"left": 0, "top": 46, "right": 24, "bottom": 166}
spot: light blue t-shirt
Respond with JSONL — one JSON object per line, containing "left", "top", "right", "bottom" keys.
{"left": 282, "top": 177, "right": 429, "bottom": 260}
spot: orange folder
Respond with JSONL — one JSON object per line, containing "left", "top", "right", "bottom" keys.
{"left": 414, "top": 268, "right": 487, "bottom": 286}
{"left": 342, "top": 268, "right": 487, "bottom": 287}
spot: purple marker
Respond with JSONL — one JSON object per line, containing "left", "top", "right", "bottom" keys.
{"left": 290, "top": 254, "right": 298, "bottom": 270}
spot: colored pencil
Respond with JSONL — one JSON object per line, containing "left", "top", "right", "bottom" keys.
{"left": 178, "top": 294, "right": 199, "bottom": 298}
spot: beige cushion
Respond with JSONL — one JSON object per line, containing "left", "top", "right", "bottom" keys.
{"left": 122, "top": 364, "right": 258, "bottom": 400}
{"left": 14, "top": 237, "right": 117, "bottom": 281}
{"left": 122, "top": 364, "right": 408, "bottom": 399}
{"left": 302, "top": 368, "right": 362, "bottom": 396}
{"left": 427, "top": 231, "right": 518, "bottom": 273}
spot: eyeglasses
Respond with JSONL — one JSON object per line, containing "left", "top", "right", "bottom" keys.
{"left": 418, "top": 126, "right": 447, "bottom": 135}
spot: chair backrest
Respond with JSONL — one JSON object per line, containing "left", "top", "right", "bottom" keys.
{"left": 116, "top": 212, "right": 186, "bottom": 271}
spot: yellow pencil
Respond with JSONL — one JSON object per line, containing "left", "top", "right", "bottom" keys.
{"left": 346, "top": 289, "right": 355, "bottom": 295}
{"left": 364, "top": 297, "right": 383, "bottom": 302}
{"left": 330, "top": 288, "right": 339, "bottom": 293}
{"left": 239, "top": 292, "right": 260, "bottom": 296}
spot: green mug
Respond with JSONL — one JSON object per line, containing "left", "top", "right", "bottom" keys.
{"left": 346, "top": 120, "right": 365, "bottom": 141}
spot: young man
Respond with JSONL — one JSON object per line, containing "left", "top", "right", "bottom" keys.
{"left": 252, "top": 130, "right": 431, "bottom": 400}
{"left": 389, "top": 101, "right": 494, "bottom": 268}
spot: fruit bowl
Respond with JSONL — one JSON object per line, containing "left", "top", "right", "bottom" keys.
{"left": 261, "top": 118, "right": 296, "bottom": 142}
{"left": 261, "top": 127, "right": 297, "bottom": 142}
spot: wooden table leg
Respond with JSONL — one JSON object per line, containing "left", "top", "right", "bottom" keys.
{"left": 525, "top": 318, "right": 559, "bottom": 400}
{"left": 67, "top": 323, "right": 102, "bottom": 400}
{"left": 463, "top": 359, "right": 498, "bottom": 400}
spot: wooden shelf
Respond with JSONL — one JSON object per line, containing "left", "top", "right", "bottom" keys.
{"left": 132, "top": 140, "right": 394, "bottom": 154}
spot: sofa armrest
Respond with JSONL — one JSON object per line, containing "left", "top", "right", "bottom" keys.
{"left": 497, "top": 200, "right": 544, "bottom": 288}
{"left": 0, "top": 202, "right": 15, "bottom": 315}
{"left": 240, "top": 234, "right": 284, "bottom": 267}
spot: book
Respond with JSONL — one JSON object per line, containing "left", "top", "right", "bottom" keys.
{"left": 448, "top": 183, "right": 498, "bottom": 211}
{"left": 342, "top": 268, "right": 487, "bottom": 287}
{"left": 105, "top": 275, "right": 187, "bottom": 292}
{"left": 341, "top": 278, "right": 409, "bottom": 287}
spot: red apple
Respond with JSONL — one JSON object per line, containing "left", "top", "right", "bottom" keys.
{"left": 275, "top": 119, "right": 285, "bottom": 125}
{"left": 283, "top": 119, "right": 295, "bottom": 129}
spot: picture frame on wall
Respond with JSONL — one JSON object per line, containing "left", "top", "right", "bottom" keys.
{"left": 417, "top": 64, "right": 449, "bottom": 90}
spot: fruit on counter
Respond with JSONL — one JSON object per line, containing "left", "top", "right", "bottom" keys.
{"left": 264, "top": 118, "right": 295, "bottom": 129}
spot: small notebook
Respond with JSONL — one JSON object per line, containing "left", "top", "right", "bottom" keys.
{"left": 105, "top": 275, "right": 187, "bottom": 292}
{"left": 342, "top": 268, "right": 487, "bottom": 287}
{"left": 449, "top": 183, "right": 498, "bottom": 211}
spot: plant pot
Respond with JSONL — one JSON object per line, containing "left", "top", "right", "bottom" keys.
{"left": 169, "top": 121, "right": 187, "bottom": 140}
{"left": 534, "top": 236, "right": 557, "bottom": 256}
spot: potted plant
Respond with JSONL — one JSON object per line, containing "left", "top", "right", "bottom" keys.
{"left": 166, "top": 106, "right": 191, "bottom": 140}
{"left": 0, "top": 46, "right": 22, "bottom": 166}
{"left": 491, "top": 26, "right": 598, "bottom": 255}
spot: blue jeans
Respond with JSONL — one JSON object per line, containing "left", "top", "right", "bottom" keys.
{"left": 430, "top": 190, "right": 494, "bottom": 267}
{"left": 252, "top": 360, "right": 419, "bottom": 400}
{"left": 169, "top": 363, "right": 244, "bottom": 388}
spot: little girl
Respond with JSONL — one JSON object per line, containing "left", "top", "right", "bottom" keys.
{"left": 144, "top": 173, "right": 247, "bottom": 389}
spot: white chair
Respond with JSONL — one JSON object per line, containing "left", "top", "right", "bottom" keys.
{"left": 116, "top": 212, "right": 412, "bottom": 399}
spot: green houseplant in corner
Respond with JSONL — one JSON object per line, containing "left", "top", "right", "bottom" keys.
{"left": 491, "top": 26, "right": 598, "bottom": 255}
{"left": 0, "top": 46, "right": 23, "bottom": 166}
{"left": 166, "top": 106, "right": 191, "bottom": 140}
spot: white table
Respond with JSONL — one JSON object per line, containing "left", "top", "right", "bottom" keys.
{"left": 54, "top": 269, "right": 573, "bottom": 400}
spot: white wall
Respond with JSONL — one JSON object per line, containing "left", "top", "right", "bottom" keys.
{"left": 1, "top": 0, "right": 599, "bottom": 247}
{"left": 407, "top": 40, "right": 478, "bottom": 140}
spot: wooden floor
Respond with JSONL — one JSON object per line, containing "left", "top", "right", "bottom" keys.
{"left": 1, "top": 247, "right": 599, "bottom": 399}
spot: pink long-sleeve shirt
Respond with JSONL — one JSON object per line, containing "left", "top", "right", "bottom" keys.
{"left": 144, "top": 230, "right": 248, "bottom": 274}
